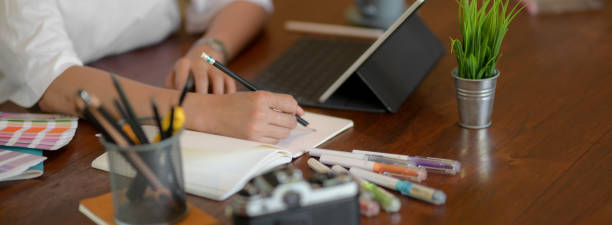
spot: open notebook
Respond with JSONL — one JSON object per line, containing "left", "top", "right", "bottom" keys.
{"left": 91, "top": 112, "right": 352, "bottom": 200}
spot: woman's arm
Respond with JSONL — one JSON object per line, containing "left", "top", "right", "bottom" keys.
{"left": 167, "top": 1, "right": 270, "bottom": 94}
{"left": 39, "top": 65, "right": 303, "bottom": 144}
{"left": 4, "top": 0, "right": 300, "bottom": 144}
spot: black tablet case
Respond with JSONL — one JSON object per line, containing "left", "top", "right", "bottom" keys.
{"left": 318, "top": 14, "right": 445, "bottom": 113}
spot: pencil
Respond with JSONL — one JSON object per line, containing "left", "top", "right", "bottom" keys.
{"left": 151, "top": 98, "right": 165, "bottom": 141}
{"left": 113, "top": 99, "right": 143, "bottom": 144}
{"left": 200, "top": 52, "right": 312, "bottom": 129}
{"left": 179, "top": 74, "right": 194, "bottom": 106}
{"left": 77, "top": 90, "right": 114, "bottom": 143}
{"left": 76, "top": 90, "right": 177, "bottom": 205}
{"left": 166, "top": 106, "right": 175, "bottom": 138}
{"left": 110, "top": 74, "right": 149, "bottom": 144}
{"left": 78, "top": 90, "right": 136, "bottom": 145}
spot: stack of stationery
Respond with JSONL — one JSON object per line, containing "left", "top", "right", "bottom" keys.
{"left": 0, "top": 112, "right": 78, "bottom": 150}
{"left": 92, "top": 112, "right": 354, "bottom": 200}
{"left": 89, "top": 54, "right": 354, "bottom": 202}
{"left": 0, "top": 146, "right": 47, "bottom": 181}
{"left": 307, "top": 148, "right": 461, "bottom": 212}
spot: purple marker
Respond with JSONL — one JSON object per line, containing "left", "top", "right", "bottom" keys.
{"left": 353, "top": 150, "right": 461, "bottom": 175}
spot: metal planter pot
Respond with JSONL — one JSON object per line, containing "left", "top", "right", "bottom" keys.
{"left": 452, "top": 69, "right": 499, "bottom": 129}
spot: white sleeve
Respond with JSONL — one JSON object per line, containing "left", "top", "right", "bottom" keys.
{"left": 185, "top": 0, "right": 273, "bottom": 34}
{"left": 0, "top": 0, "right": 82, "bottom": 107}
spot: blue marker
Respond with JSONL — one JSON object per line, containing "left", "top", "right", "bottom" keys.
{"left": 350, "top": 167, "right": 446, "bottom": 205}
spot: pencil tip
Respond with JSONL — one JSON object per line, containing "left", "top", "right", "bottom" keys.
{"left": 307, "top": 126, "right": 317, "bottom": 132}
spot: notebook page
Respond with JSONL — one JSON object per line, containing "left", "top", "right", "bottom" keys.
{"left": 277, "top": 112, "right": 353, "bottom": 157}
{"left": 183, "top": 146, "right": 291, "bottom": 200}
{"left": 91, "top": 112, "right": 352, "bottom": 200}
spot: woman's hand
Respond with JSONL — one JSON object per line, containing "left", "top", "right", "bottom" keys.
{"left": 184, "top": 91, "right": 305, "bottom": 144}
{"left": 166, "top": 45, "right": 236, "bottom": 94}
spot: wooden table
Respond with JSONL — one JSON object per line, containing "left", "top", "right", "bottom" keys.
{"left": 1, "top": 1, "right": 611, "bottom": 224}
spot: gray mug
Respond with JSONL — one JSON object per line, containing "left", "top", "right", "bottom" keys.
{"left": 356, "top": 0, "right": 405, "bottom": 19}
{"left": 351, "top": 0, "right": 406, "bottom": 28}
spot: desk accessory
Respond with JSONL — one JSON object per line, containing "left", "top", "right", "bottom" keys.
{"left": 320, "top": 154, "right": 427, "bottom": 182}
{"left": 92, "top": 111, "right": 353, "bottom": 201}
{"left": 331, "top": 165, "right": 401, "bottom": 213}
{"left": 76, "top": 73, "right": 195, "bottom": 224}
{"left": 311, "top": 148, "right": 460, "bottom": 174}
{"left": 346, "top": 0, "right": 406, "bottom": 29}
{"left": 345, "top": 0, "right": 406, "bottom": 29}
{"left": 310, "top": 148, "right": 415, "bottom": 167}
{"left": 307, "top": 157, "right": 380, "bottom": 216}
{"left": 229, "top": 165, "right": 360, "bottom": 225}
{"left": 308, "top": 158, "right": 399, "bottom": 216}
{"left": 0, "top": 146, "right": 46, "bottom": 181}
{"left": 352, "top": 149, "right": 461, "bottom": 175}
{"left": 0, "top": 112, "right": 78, "bottom": 150}
{"left": 310, "top": 148, "right": 456, "bottom": 206}
{"left": 307, "top": 158, "right": 333, "bottom": 174}
{"left": 78, "top": 192, "right": 218, "bottom": 225}
{"left": 350, "top": 167, "right": 446, "bottom": 205}
{"left": 102, "top": 131, "right": 187, "bottom": 224}
{"left": 450, "top": 0, "right": 524, "bottom": 128}
{"left": 252, "top": 0, "right": 444, "bottom": 113}
{"left": 91, "top": 74, "right": 351, "bottom": 202}
{"left": 285, "top": 20, "right": 383, "bottom": 39}
{"left": 200, "top": 52, "right": 312, "bottom": 129}
{"left": 77, "top": 90, "right": 187, "bottom": 224}
{"left": 110, "top": 74, "right": 149, "bottom": 144}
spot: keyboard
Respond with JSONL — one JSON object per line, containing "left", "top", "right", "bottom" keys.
{"left": 252, "top": 37, "right": 371, "bottom": 105}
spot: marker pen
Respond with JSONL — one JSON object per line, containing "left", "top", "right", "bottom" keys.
{"left": 320, "top": 155, "right": 426, "bottom": 182}
{"left": 359, "top": 195, "right": 380, "bottom": 217}
{"left": 352, "top": 149, "right": 461, "bottom": 175}
{"left": 309, "top": 148, "right": 417, "bottom": 167}
{"left": 307, "top": 158, "right": 332, "bottom": 174}
{"left": 332, "top": 165, "right": 401, "bottom": 212}
{"left": 350, "top": 167, "right": 446, "bottom": 205}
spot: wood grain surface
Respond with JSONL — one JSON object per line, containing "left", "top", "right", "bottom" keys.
{"left": 1, "top": 1, "right": 610, "bottom": 224}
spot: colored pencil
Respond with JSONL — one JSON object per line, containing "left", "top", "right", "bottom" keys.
{"left": 110, "top": 74, "right": 149, "bottom": 144}
{"left": 179, "top": 74, "right": 194, "bottom": 106}
{"left": 151, "top": 98, "right": 165, "bottom": 141}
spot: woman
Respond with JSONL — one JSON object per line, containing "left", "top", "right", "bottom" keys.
{"left": 0, "top": 0, "right": 303, "bottom": 144}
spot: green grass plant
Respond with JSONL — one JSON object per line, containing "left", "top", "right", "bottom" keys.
{"left": 451, "top": 0, "right": 524, "bottom": 79}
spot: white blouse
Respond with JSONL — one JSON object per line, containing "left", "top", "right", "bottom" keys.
{"left": 0, "top": 0, "right": 272, "bottom": 107}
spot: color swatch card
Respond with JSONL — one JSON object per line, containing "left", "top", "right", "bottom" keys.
{"left": 0, "top": 112, "right": 78, "bottom": 150}
{"left": 0, "top": 147, "right": 47, "bottom": 181}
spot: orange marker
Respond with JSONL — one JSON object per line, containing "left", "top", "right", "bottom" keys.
{"left": 320, "top": 154, "right": 427, "bottom": 182}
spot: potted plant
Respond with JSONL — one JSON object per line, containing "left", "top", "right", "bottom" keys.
{"left": 450, "top": 0, "right": 523, "bottom": 128}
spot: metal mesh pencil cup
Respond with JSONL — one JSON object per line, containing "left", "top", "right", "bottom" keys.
{"left": 101, "top": 132, "right": 188, "bottom": 225}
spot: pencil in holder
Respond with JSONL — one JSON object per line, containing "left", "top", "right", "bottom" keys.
{"left": 101, "top": 131, "right": 188, "bottom": 225}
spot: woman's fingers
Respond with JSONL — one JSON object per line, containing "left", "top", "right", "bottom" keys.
{"left": 251, "top": 136, "right": 281, "bottom": 144}
{"left": 190, "top": 60, "right": 209, "bottom": 94}
{"left": 172, "top": 58, "right": 191, "bottom": 90}
{"left": 209, "top": 69, "right": 225, "bottom": 94}
{"left": 224, "top": 75, "right": 237, "bottom": 94}
{"left": 267, "top": 109, "right": 297, "bottom": 129}
{"left": 169, "top": 55, "right": 243, "bottom": 95}
{"left": 262, "top": 124, "right": 293, "bottom": 140}
{"left": 262, "top": 92, "right": 300, "bottom": 115}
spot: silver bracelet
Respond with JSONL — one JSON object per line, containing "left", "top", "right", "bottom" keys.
{"left": 193, "top": 38, "right": 229, "bottom": 62}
